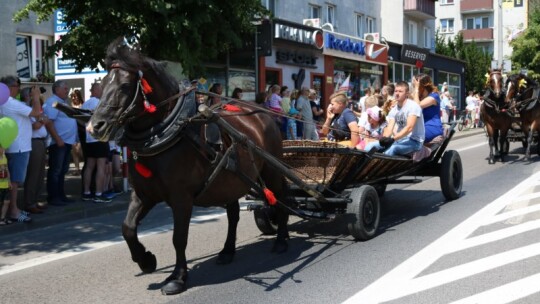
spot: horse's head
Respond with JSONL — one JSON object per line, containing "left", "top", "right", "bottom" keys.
{"left": 486, "top": 68, "right": 504, "bottom": 99}
{"left": 88, "top": 37, "right": 179, "bottom": 141}
{"left": 504, "top": 73, "right": 534, "bottom": 104}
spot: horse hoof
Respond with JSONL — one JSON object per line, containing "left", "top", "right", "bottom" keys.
{"left": 488, "top": 159, "right": 495, "bottom": 164}
{"left": 138, "top": 251, "right": 157, "bottom": 273}
{"left": 271, "top": 240, "right": 288, "bottom": 254}
{"left": 216, "top": 252, "right": 235, "bottom": 265}
{"left": 161, "top": 280, "right": 186, "bottom": 295}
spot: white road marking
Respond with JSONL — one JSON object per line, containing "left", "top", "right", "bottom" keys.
{"left": 343, "top": 171, "right": 540, "bottom": 304}
{"left": 0, "top": 211, "right": 226, "bottom": 276}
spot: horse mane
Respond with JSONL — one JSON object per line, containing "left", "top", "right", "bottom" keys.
{"left": 104, "top": 37, "right": 179, "bottom": 93}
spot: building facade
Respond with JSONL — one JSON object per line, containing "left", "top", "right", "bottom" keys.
{"left": 435, "top": 0, "right": 529, "bottom": 72}
{"left": 0, "top": 1, "right": 55, "bottom": 95}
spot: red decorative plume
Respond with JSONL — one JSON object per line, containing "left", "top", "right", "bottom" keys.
{"left": 141, "top": 78, "right": 153, "bottom": 94}
{"left": 135, "top": 162, "right": 152, "bottom": 178}
{"left": 263, "top": 188, "right": 277, "bottom": 205}
{"left": 143, "top": 100, "right": 157, "bottom": 113}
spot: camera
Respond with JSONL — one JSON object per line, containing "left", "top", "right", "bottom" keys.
{"left": 40, "top": 87, "right": 46, "bottom": 94}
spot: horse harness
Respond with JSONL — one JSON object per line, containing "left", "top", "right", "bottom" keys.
{"left": 109, "top": 65, "right": 271, "bottom": 202}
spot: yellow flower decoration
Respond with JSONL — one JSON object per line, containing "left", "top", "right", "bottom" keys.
{"left": 485, "top": 73, "right": 490, "bottom": 85}
{"left": 518, "top": 78, "right": 527, "bottom": 88}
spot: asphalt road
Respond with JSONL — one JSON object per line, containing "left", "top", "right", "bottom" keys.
{"left": 2, "top": 131, "right": 540, "bottom": 304}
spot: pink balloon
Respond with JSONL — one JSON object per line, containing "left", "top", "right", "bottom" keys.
{"left": 0, "top": 83, "right": 9, "bottom": 106}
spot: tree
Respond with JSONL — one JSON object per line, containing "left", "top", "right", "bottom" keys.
{"left": 435, "top": 31, "right": 492, "bottom": 93}
{"left": 510, "top": 6, "right": 540, "bottom": 80}
{"left": 13, "top": 0, "right": 268, "bottom": 76}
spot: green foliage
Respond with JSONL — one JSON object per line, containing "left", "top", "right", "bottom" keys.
{"left": 435, "top": 31, "right": 491, "bottom": 93}
{"left": 510, "top": 7, "right": 540, "bottom": 80}
{"left": 13, "top": 0, "right": 268, "bottom": 77}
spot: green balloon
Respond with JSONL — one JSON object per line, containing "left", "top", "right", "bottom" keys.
{"left": 0, "top": 117, "right": 19, "bottom": 149}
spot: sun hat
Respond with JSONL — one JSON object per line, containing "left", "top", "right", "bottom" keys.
{"left": 366, "top": 106, "right": 381, "bottom": 122}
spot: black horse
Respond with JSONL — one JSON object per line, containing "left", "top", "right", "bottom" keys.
{"left": 505, "top": 73, "right": 540, "bottom": 160}
{"left": 480, "top": 68, "right": 512, "bottom": 164}
{"left": 87, "top": 37, "right": 289, "bottom": 295}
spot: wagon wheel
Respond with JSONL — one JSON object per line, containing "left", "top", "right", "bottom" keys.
{"left": 253, "top": 206, "right": 288, "bottom": 235}
{"left": 440, "top": 150, "right": 463, "bottom": 201}
{"left": 346, "top": 185, "right": 380, "bottom": 241}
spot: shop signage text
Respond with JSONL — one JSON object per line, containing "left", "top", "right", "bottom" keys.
{"left": 325, "top": 33, "right": 366, "bottom": 55}
{"left": 400, "top": 44, "right": 430, "bottom": 65}
{"left": 274, "top": 23, "right": 324, "bottom": 49}
{"left": 276, "top": 50, "right": 318, "bottom": 68}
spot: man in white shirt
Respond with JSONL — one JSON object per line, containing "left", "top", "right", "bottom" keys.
{"left": 80, "top": 83, "right": 112, "bottom": 203}
{"left": 0, "top": 76, "right": 43, "bottom": 223}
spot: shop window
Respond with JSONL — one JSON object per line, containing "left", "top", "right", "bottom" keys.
{"left": 16, "top": 34, "right": 54, "bottom": 82}
{"left": 404, "top": 65, "right": 412, "bottom": 83}
{"left": 394, "top": 63, "right": 403, "bottom": 82}
{"left": 387, "top": 62, "right": 394, "bottom": 83}
{"left": 229, "top": 69, "right": 256, "bottom": 101}
{"left": 265, "top": 68, "right": 281, "bottom": 92}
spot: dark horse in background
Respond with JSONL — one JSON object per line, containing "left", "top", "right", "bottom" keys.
{"left": 480, "top": 68, "right": 513, "bottom": 164}
{"left": 87, "top": 37, "right": 289, "bottom": 295}
{"left": 505, "top": 73, "right": 540, "bottom": 160}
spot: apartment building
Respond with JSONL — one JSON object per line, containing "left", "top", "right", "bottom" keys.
{"left": 435, "top": 0, "right": 528, "bottom": 72}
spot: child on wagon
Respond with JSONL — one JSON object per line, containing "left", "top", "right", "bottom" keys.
{"left": 356, "top": 106, "right": 387, "bottom": 150}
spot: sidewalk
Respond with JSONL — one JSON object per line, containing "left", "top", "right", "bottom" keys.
{"left": 1, "top": 127, "right": 485, "bottom": 237}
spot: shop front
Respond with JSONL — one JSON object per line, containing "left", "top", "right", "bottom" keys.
{"left": 259, "top": 19, "right": 324, "bottom": 97}
{"left": 321, "top": 31, "right": 388, "bottom": 107}
{"left": 387, "top": 42, "right": 466, "bottom": 108}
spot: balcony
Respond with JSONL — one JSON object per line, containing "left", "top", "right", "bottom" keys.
{"left": 461, "top": 0, "right": 493, "bottom": 14}
{"left": 404, "top": 0, "right": 436, "bottom": 20}
{"left": 461, "top": 28, "right": 494, "bottom": 42}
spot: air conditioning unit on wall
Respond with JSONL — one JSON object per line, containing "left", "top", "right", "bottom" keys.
{"left": 303, "top": 18, "right": 321, "bottom": 28}
{"left": 364, "top": 32, "right": 380, "bottom": 43}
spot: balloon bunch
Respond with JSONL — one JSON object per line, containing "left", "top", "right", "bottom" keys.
{"left": 0, "top": 83, "right": 19, "bottom": 148}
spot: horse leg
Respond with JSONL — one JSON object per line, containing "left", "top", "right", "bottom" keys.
{"left": 271, "top": 204, "right": 290, "bottom": 254}
{"left": 216, "top": 200, "right": 239, "bottom": 265}
{"left": 524, "top": 124, "right": 532, "bottom": 160}
{"left": 499, "top": 130, "right": 509, "bottom": 162}
{"left": 161, "top": 200, "right": 193, "bottom": 295}
{"left": 122, "top": 192, "right": 157, "bottom": 274}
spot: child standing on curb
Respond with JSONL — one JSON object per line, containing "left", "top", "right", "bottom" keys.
{"left": 0, "top": 147, "right": 12, "bottom": 226}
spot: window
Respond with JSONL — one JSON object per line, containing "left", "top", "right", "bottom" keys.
{"left": 261, "top": 0, "right": 275, "bottom": 15}
{"left": 440, "top": 0, "right": 454, "bottom": 4}
{"left": 309, "top": 4, "right": 321, "bottom": 19}
{"left": 424, "top": 27, "right": 431, "bottom": 48}
{"left": 356, "top": 14, "right": 364, "bottom": 37}
{"left": 408, "top": 21, "right": 418, "bottom": 44}
{"left": 440, "top": 19, "right": 454, "bottom": 33}
{"left": 465, "top": 16, "right": 489, "bottom": 29}
{"left": 326, "top": 4, "right": 335, "bottom": 25}
{"left": 366, "top": 17, "right": 375, "bottom": 33}
{"left": 16, "top": 34, "right": 54, "bottom": 81}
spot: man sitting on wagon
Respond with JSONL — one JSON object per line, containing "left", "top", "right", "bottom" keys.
{"left": 365, "top": 81, "right": 425, "bottom": 156}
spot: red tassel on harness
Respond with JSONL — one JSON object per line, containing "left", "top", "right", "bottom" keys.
{"left": 141, "top": 78, "right": 153, "bottom": 94}
{"left": 143, "top": 99, "right": 157, "bottom": 113}
{"left": 135, "top": 162, "right": 153, "bottom": 178}
{"left": 263, "top": 188, "right": 277, "bottom": 206}
{"left": 223, "top": 104, "right": 242, "bottom": 112}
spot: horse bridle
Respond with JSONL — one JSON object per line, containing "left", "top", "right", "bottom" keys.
{"left": 109, "top": 62, "right": 189, "bottom": 125}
